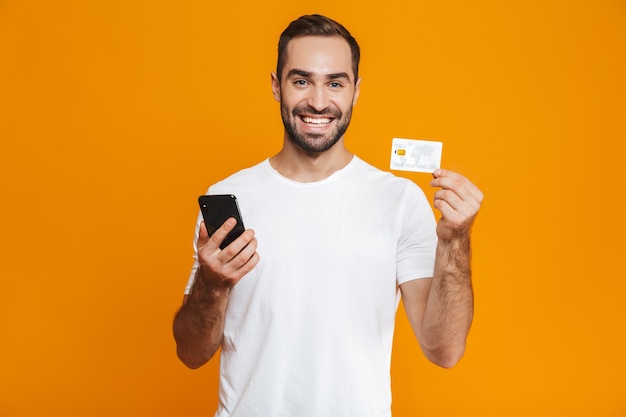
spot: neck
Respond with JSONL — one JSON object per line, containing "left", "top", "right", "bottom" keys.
{"left": 269, "top": 138, "right": 354, "bottom": 183}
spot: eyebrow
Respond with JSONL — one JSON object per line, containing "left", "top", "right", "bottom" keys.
{"left": 286, "top": 69, "right": 352, "bottom": 82}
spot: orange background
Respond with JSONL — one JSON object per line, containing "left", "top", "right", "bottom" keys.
{"left": 1, "top": 1, "right": 625, "bottom": 416}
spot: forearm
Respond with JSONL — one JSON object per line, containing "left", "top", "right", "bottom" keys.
{"left": 173, "top": 267, "right": 230, "bottom": 369}
{"left": 421, "top": 234, "right": 474, "bottom": 367}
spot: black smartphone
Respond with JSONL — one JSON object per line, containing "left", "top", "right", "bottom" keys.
{"left": 198, "top": 194, "right": 246, "bottom": 250}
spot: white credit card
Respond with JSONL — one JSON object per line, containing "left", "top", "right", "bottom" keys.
{"left": 390, "top": 138, "right": 443, "bottom": 173}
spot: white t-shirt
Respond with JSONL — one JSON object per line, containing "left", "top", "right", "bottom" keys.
{"left": 186, "top": 156, "right": 437, "bottom": 417}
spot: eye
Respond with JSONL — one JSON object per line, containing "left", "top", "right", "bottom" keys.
{"left": 294, "top": 79, "right": 308, "bottom": 87}
{"left": 329, "top": 82, "right": 343, "bottom": 88}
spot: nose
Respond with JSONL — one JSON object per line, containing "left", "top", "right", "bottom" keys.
{"left": 306, "top": 86, "right": 330, "bottom": 112}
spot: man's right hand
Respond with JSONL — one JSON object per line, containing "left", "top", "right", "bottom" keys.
{"left": 173, "top": 218, "right": 259, "bottom": 369}
{"left": 197, "top": 218, "right": 259, "bottom": 288}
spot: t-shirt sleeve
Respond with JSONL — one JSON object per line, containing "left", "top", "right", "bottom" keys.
{"left": 184, "top": 210, "right": 203, "bottom": 295}
{"left": 396, "top": 182, "right": 438, "bottom": 285}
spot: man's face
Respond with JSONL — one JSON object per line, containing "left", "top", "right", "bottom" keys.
{"left": 272, "top": 36, "right": 361, "bottom": 153}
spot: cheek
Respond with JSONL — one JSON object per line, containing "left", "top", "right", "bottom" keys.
{"left": 281, "top": 94, "right": 306, "bottom": 112}
{"left": 337, "top": 97, "right": 356, "bottom": 114}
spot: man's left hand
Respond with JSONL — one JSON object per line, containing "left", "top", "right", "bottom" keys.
{"left": 430, "top": 169, "right": 484, "bottom": 241}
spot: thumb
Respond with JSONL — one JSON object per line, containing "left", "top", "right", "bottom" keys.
{"left": 197, "top": 221, "right": 209, "bottom": 247}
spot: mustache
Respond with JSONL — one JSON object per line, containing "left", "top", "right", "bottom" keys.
{"left": 292, "top": 104, "right": 342, "bottom": 118}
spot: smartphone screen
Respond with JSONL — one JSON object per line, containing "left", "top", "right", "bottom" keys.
{"left": 198, "top": 194, "right": 246, "bottom": 250}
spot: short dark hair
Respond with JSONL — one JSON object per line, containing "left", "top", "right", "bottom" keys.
{"left": 276, "top": 14, "right": 360, "bottom": 84}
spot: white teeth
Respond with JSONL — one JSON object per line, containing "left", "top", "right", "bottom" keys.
{"left": 302, "top": 117, "right": 331, "bottom": 125}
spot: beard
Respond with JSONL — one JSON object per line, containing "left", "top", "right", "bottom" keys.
{"left": 280, "top": 101, "right": 353, "bottom": 153}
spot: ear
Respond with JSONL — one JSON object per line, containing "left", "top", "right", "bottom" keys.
{"left": 271, "top": 72, "right": 281, "bottom": 102}
{"left": 352, "top": 77, "right": 362, "bottom": 106}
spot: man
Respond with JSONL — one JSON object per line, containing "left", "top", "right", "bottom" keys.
{"left": 173, "top": 14, "right": 483, "bottom": 417}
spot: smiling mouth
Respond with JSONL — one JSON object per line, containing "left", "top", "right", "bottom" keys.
{"left": 300, "top": 116, "right": 333, "bottom": 126}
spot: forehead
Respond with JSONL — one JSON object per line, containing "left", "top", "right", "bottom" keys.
{"left": 283, "top": 36, "right": 354, "bottom": 81}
